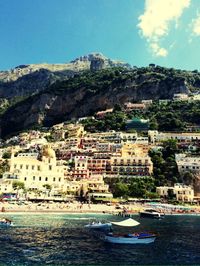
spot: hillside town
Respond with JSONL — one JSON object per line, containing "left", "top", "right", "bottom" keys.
{"left": 0, "top": 96, "right": 199, "bottom": 206}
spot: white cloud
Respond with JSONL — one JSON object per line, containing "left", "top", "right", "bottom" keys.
{"left": 150, "top": 43, "right": 168, "bottom": 57}
{"left": 191, "top": 14, "right": 200, "bottom": 36}
{"left": 138, "top": 0, "right": 191, "bottom": 57}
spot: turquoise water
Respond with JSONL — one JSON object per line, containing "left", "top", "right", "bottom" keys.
{"left": 0, "top": 213, "right": 200, "bottom": 265}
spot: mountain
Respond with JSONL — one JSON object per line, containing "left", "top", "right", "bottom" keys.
{"left": 1, "top": 61, "right": 200, "bottom": 138}
{"left": 0, "top": 53, "right": 130, "bottom": 99}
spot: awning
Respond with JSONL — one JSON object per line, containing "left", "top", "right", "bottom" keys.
{"left": 111, "top": 218, "right": 140, "bottom": 227}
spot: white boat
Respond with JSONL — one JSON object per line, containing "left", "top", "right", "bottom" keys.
{"left": 84, "top": 221, "right": 112, "bottom": 229}
{"left": 140, "top": 209, "right": 165, "bottom": 219}
{"left": 104, "top": 218, "right": 157, "bottom": 244}
{"left": 104, "top": 232, "right": 156, "bottom": 244}
{"left": 0, "top": 218, "right": 13, "bottom": 227}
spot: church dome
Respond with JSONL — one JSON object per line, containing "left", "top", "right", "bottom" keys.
{"left": 42, "top": 145, "right": 55, "bottom": 158}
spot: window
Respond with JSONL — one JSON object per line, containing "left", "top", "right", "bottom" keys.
{"left": 37, "top": 166, "right": 40, "bottom": 171}
{"left": 33, "top": 176, "right": 35, "bottom": 181}
{"left": 32, "top": 165, "right": 34, "bottom": 170}
{"left": 14, "top": 164, "right": 17, "bottom": 169}
{"left": 24, "top": 177, "right": 27, "bottom": 181}
{"left": 26, "top": 165, "right": 29, "bottom": 170}
{"left": 39, "top": 177, "right": 41, "bottom": 181}
{"left": 45, "top": 177, "right": 48, "bottom": 181}
{"left": 53, "top": 177, "right": 56, "bottom": 182}
{"left": 59, "top": 178, "right": 61, "bottom": 182}
{"left": 20, "top": 165, "right": 23, "bottom": 169}
{"left": 49, "top": 165, "right": 52, "bottom": 170}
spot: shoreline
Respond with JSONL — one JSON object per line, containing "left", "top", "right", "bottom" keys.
{"left": 0, "top": 210, "right": 200, "bottom": 215}
{"left": 1, "top": 202, "right": 200, "bottom": 215}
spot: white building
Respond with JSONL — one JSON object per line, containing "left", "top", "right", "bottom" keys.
{"left": 173, "top": 93, "right": 188, "bottom": 101}
{"left": 156, "top": 183, "right": 194, "bottom": 202}
{"left": 148, "top": 130, "right": 200, "bottom": 144}
{"left": 175, "top": 154, "right": 200, "bottom": 174}
{"left": 1, "top": 145, "right": 67, "bottom": 193}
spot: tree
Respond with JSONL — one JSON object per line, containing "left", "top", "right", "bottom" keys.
{"left": 2, "top": 152, "right": 11, "bottom": 159}
{"left": 167, "top": 188, "right": 176, "bottom": 200}
{"left": 0, "top": 160, "right": 9, "bottom": 178}
{"left": 43, "top": 184, "right": 52, "bottom": 190}
{"left": 162, "top": 139, "right": 178, "bottom": 159}
{"left": 113, "top": 182, "right": 129, "bottom": 198}
{"left": 129, "top": 180, "right": 146, "bottom": 198}
{"left": 113, "top": 104, "right": 122, "bottom": 112}
{"left": 12, "top": 181, "right": 25, "bottom": 191}
{"left": 149, "top": 118, "right": 158, "bottom": 130}
{"left": 182, "top": 172, "right": 195, "bottom": 186}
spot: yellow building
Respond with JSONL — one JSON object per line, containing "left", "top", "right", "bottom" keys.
{"left": 156, "top": 183, "right": 194, "bottom": 202}
{"left": 52, "top": 123, "right": 85, "bottom": 140}
{"left": 121, "top": 143, "right": 149, "bottom": 157}
{"left": 2, "top": 145, "right": 67, "bottom": 192}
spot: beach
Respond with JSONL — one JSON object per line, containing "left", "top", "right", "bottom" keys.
{"left": 1, "top": 201, "right": 200, "bottom": 215}
{"left": 0, "top": 201, "right": 129, "bottom": 213}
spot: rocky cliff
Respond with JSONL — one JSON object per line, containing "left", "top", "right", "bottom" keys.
{"left": 1, "top": 64, "right": 199, "bottom": 138}
{"left": 0, "top": 53, "right": 130, "bottom": 99}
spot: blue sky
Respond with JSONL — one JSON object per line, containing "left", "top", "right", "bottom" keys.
{"left": 0, "top": 0, "right": 200, "bottom": 71}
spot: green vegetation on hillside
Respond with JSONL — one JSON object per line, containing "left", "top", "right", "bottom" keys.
{"left": 147, "top": 101, "right": 200, "bottom": 131}
{"left": 104, "top": 176, "right": 157, "bottom": 199}
{"left": 149, "top": 139, "right": 180, "bottom": 186}
{"left": 1, "top": 64, "right": 200, "bottom": 138}
{"left": 82, "top": 100, "right": 200, "bottom": 133}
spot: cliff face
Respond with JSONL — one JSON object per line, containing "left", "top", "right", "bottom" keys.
{"left": 1, "top": 53, "right": 200, "bottom": 138}
{"left": 0, "top": 65, "right": 194, "bottom": 138}
{"left": 0, "top": 53, "right": 130, "bottom": 99}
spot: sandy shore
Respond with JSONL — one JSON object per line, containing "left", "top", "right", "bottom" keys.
{"left": 0, "top": 202, "right": 120, "bottom": 214}
{"left": 1, "top": 202, "right": 200, "bottom": 215}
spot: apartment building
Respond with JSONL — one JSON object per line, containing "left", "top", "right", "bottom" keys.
{"left": 175, "top": 154, "right": 200, "bottom": 174}
{"left": 156, "top": 183, "right": 194, "bottom": 202}
{"left": 124, "top": 102, "right": 146, "bottom": 112}
{"left": 108, "top": 155, "right": 153, "bottom": 177}
{"left": 148, "top": 130, "right": 200, "bottom": 144}
{"left": 73, "top": 156, "right": 89, "bottom": 179}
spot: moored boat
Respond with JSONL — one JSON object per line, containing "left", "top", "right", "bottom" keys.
{"left": 84, "top": 221, "right": 112, "bottom": 229}
{"left": 104, "top": 232, "right": 156, "bottom": 244}
{"left": 104, "top": 218, "right": 157, "bottom": 244}
{"left": 140, "top": 209, "right": 165, "bottom": 219}
{"left": 0, "top": 218, "right": 13, "bottom": 227}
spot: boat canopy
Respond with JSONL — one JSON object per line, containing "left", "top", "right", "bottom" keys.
{"left": 111, "top": 218, "right": 140, "bottom": 227}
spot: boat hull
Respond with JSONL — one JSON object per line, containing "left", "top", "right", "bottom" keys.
{"left": 84, "top": 223, "right": 112, "bottom": 229}
{"left": 0, "top": 222, "right": 13, "bottom": 227}
{"left": 104, "top": 235, "right": 156, "bottom": 244}
{"left": 140, "top": 212, "right": 164, "bottom": 219}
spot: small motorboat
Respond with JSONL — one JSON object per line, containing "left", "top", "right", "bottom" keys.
{"left": 140, "top": 209, "right": 165, "bottom": 219}
{"left": 84, "top": 221, "right": 112, "bottom": 229}
{"left": 0, "top": 218, "right": 13, "bottom": 227}
{"left": 104, "top": 232, "right": 156, "bottom": 244}
{"left": 104, "top": 218, "right": 157, "bottom": 244}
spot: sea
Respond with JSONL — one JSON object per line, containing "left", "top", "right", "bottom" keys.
{"left": 0, "top": 213, "right": 200, "bottom": 266}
